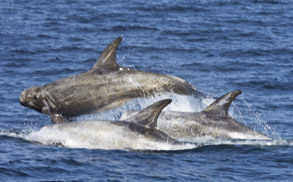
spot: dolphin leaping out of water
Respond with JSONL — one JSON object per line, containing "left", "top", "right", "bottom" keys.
{"left": 121, "top": 90, "right": 270, "bottom": 140}
{"left": 19, "top": 37, "right": 203, "bottom": 123}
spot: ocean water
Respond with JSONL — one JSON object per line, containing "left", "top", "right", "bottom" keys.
{"left": 1, "top": 0, "right": 293, "bottom": 181}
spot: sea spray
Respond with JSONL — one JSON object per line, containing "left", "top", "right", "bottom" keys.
{"left": 240, "top": 98, "right": 281, "bottom": 140}
{"left": 73, "top": 93, "right": 215, "bottom": 121}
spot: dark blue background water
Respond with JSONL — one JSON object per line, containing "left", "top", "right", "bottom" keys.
{"left": 1, "top": 0, "right": 293, "bottom": 181}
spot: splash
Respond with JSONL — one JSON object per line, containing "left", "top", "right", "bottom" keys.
{"left": 189, "top": 136, "right": 293, "bottom": 147}
{"left": 234, "top": 98, "right": 281, "bottom": 139}
{"left": 22, "top": 121, "right": 197, "bottom": 151}
{"left": 73, "top": 93, "right": 215, "bottom": 121}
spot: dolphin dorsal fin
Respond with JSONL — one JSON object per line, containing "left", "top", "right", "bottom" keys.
{"left": 92, "top": 37, "right": 122, "bottom": 71}
{"left": 203, "top": 90, "right": 242, "bottom": 119}
{"left": 126, "top": 99, "right": 172, "bottom": 129}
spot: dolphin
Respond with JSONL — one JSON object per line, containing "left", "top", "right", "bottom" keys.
{"left": 121, "top": 90, "right": 270, "bottom": 140}
{"left": 19, "top": 37, "right": 203, "bottom": 124}
{"left": 34, "top": 99, "right": 185, "bottom": 150}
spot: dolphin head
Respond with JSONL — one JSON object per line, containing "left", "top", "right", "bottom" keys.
{"left": 19, "top": 86, "right": 45, "bottom": 113}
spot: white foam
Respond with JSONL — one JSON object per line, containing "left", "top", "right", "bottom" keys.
{"left": 204, "top": 138, "right": 292, "bottom": 147}
{"left": 168, "top": 135, "right": 293, "bottom": 147}
{"left": 23, "top": 121, "right": 197, "bottom": 151}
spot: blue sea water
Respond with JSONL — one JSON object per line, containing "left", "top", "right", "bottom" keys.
{"left": 1, "top": 0, "right": 293, "bottom": 181}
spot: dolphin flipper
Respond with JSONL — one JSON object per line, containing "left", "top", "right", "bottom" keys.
{"left": 92, "top": 37, "right": 122, "bottom": 71}
{"left": 126, "top": 99, "right": 172, "bottom": 129}
{"left": 203, "top": 90, "right": 242, "bottom": 119}
{"left": 50, "top": 114, "right": 68, "bottom": 124}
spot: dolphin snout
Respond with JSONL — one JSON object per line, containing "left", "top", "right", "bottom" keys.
{"left": 19, "top": 87, "right": 44, "bottom": 113}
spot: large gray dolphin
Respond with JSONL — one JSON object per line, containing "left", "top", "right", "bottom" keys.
{"left": 121, "top": 90, "right": 270, "bottom": 140}
{"left": 19, "top": 37, "right": 203, "bottom": 123}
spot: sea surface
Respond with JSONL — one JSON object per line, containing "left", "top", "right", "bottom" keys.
{"left": 1, "top": 0, "right": 293, "bottom": 181}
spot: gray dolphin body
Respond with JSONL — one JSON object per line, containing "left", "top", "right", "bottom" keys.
{"left": 19, "top": 37, "right": 202, "bottom": 123}
{"left": 121, "top": 90, "right": 270, "bottom": 140}
{"left": 48, "top": 99, "right": 181, "bottom": 148}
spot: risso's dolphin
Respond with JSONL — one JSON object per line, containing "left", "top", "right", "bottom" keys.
{"left": 39, "top": 99, "right": 183, "bottom": 150}
{"left": 121, "top": 90, "right": 270, "bottom": 140}
{"left": 19, "top": 37, "right": 203, "bottom": 123}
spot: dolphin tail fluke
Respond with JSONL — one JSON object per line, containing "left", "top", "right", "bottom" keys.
{"left": 203, "top": 90, "right": 242, "bottom": 118}
{"left": 92, "top": 37, "right": 122, "bottom": 71}
{"left": 126, "top": 99, "right": 172, "bottom": 129}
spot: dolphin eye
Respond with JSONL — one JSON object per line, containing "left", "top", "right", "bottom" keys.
{"left": 33, "top": 94, "right": 39, "bottom": 99}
